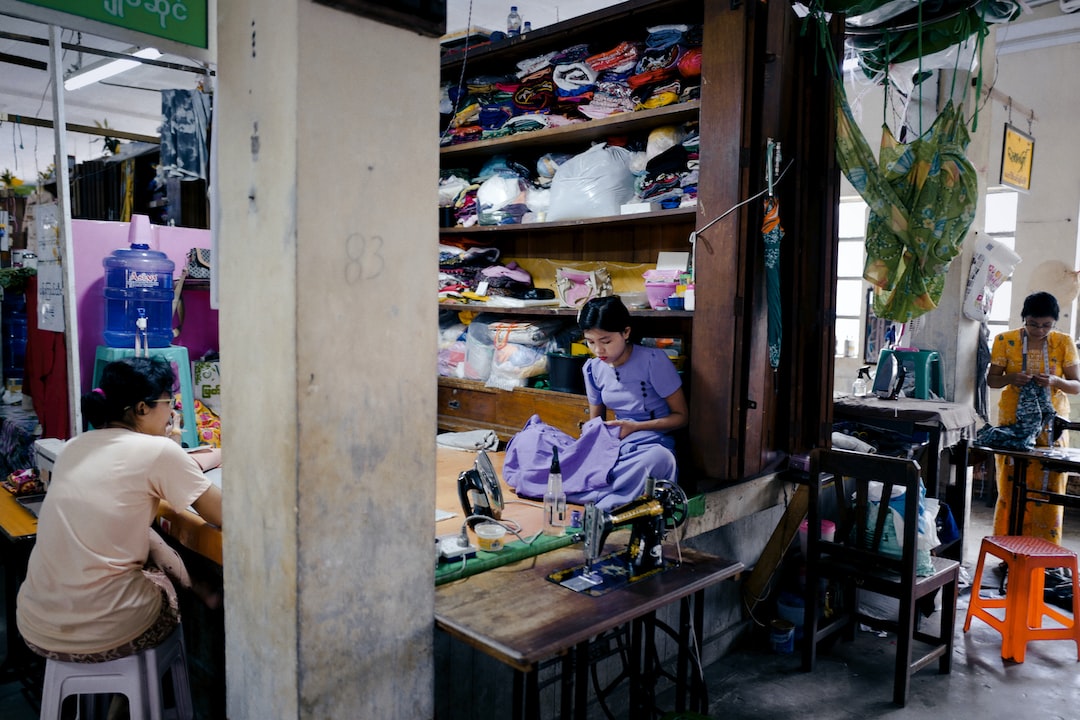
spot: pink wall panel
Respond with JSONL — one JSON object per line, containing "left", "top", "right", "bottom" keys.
{"left": 71, "top": 219, "right": 219, "bottom": 391}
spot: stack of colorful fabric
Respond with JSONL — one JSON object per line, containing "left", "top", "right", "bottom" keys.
{"left": 439, "top": 21, "right": 702, "bottom": 143}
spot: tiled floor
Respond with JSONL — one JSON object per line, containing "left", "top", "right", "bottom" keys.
{"left": 3, "top": 495, "right": 1077, "bottom": 719}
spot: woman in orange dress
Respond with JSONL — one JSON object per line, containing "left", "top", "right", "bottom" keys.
{"left": 987, "top": 292, "right": 1080, "bottom": 542}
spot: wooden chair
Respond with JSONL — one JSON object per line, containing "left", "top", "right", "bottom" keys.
{"left": 802, "top": 448, "right": 960, "bottom": 707}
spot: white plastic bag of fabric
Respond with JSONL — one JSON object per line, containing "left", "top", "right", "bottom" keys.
{"left": 547, "top": 144, "right": 637, "bottom": 221}
{"left": 438, "top": 340, "right": 468, "bottom": 378}
{"left": 962, "top": 238, "right": 1021, "bottom": 321}
{"left": 464, "top": 317, "right": 495, "bottom": 381}
{"left": 439, "top": 175, "right": 470, "bottom": 207}
{"left": 477, "top": 174, "right": 525, "bottom": 213}
{"left": 864, "top": 480, "right": 940, "bottom": 577}
{"left": 487, "top": 342, "right": 550, "bottom": 389}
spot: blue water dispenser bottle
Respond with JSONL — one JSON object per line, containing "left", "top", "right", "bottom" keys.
{"left": 102, "top": 215, "right": 175, "bottom": 349}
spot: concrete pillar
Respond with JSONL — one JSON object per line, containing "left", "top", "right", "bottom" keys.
{"left": 216, "top": 3, "right": 438, "bottom": 717}
{"left": 907, "top": 45, "right": 996, "bottom": 411}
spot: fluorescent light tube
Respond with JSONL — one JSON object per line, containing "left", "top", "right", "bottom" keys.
{"left": 64, "top": 47, "right": 162, "bottom": 92}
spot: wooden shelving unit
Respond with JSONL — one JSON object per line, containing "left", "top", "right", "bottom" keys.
{"left": 436, "top": 0, "right": 839, "bottom": 481}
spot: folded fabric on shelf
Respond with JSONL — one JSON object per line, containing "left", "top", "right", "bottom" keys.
{"left": 553, "top": 62, "right": 598, "bottom": 94}
{"left": 586, "top": 41, "right": 643, "bottom": 74}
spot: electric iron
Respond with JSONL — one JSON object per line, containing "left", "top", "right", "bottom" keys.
{"left": 457, "top": 449, "right": 504, "bottom": 527}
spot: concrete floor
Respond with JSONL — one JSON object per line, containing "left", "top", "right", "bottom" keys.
{"left": 668, "top": 497, "right": 1080, "bottom": 720}
{"left": 2, "top": 496, "right": 1077, "bottom": 719}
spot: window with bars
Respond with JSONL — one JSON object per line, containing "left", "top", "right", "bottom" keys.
{"left": 835, "top": 199, "right": 869, "bottom": 358}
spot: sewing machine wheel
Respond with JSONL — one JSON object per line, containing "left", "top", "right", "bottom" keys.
{"left": 654, "top": 479, "right": 689, "bottom": 530}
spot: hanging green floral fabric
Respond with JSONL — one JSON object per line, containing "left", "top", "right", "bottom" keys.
{"left": 834, "top": 85, "right": 978, "bottom": 321}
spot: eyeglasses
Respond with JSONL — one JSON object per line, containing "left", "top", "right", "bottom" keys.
{"left": 148, "top": 398, "right": 178, "bottom": 411}
{"left": 1025, "top": 321, "right": 1055, "bottom": 330}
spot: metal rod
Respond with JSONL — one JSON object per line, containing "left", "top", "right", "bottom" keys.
{"left": 49, "top": 23, "right": 83, "bottom": 438}
{"left": 0, "top": 50, "right": 47, "bottom": 71}
{"left": 972, "top": 78, "right": 1038, "bottom": 124}
{"left": 0, "top": 29, "right": 212, "bottom": 75}
{"left": 0, "top": 112, "right": 159, "bottom": 144}
{"left": 843, "top": 0, "right": 981, "bottom": 36}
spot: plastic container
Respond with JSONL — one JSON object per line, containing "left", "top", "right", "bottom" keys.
{"left": 645, "top": 281, "right": 677, "bottom": 310}
{"left": 798, "top": 518, "right": 836, "bottom": 557}
{"left": 776, "top": 591, "right": 805, "bottom": 640}
{"left": 103, "top": 215, "right": 175, "bottom": 348}
{"left": 852, "top": 375, "right": 868, "bottom": 397}
{"left": 2, "top": 292, "right": 28, "bottom": 385}
{"left": 619, "top": 292, "right": 649, "bottom": 310}
{"left": 475, "top": 522, "right": 506, "bottom": 552}
{"left": 769, "top": 619, "right": 795, "bottom": 653}
{"left": 543, "top": 447, "right": 567, "bottom": 536}
{"left": 547, "top": 352, "right": 588, "bottom": 394}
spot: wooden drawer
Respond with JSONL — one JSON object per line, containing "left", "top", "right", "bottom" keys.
{"left": 498, "top": 388, "right": 590, "bottom": 438}
{"left": 438, "top": 380, "right": 496, "bottom": 425}
{"left": 437, "top": 378, "right": 590, "bottom": 440}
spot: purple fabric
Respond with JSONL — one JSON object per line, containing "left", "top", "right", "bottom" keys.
{"left": 595, "top": 439, "right": 677, "bottom": 509}
{"left": 503, "top": 414, "right": 678, "bottom": 511}
{"left": 504, "top": 415, "right": 621, "bottom": 499}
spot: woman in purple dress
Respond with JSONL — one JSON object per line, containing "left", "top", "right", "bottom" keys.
{"left": 504, "top": 296, "right": 687, "bottom": 510}
{"left": 578, "top": 295, "right": 688, "bottom": 506}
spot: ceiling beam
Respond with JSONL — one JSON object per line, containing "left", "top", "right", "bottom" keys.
{"left": 0, "top": 50, "right": 47, "bottom": 70}
{"left": 0, "top": 112, "right": 158, "bottom": 144}
{"left": 0, "top": 28, "right": 212, "bottom": 75}
{"left": 995, "top": 12, "right": 1080, "bottom": 55}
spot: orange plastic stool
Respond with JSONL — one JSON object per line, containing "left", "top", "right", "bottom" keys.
{"left": 964, "top": 535, "right": 1080, "bottom": 662}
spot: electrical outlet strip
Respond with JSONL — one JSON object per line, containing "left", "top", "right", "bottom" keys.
{"left": 436, "top": 534, "right": 477, "bottom": 562}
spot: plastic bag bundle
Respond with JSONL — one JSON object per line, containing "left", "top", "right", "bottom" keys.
{"left": 864, "top": 479, "right": 940, "bottom": 576}
{"left": 962, "top": 238, "right": 1021, "bottom": 322}
{"left": 547, "top": 144, "right": 636, "bottom": 221}
{"left": 488, "top": 343, "right": 550, "bottom": 389}
{"left": 439, "top": 341, "right": 468, "bottom": 378}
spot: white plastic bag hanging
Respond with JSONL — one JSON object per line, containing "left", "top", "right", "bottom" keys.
{"left": 962, "top": 238, "right": 1021, "bottom": 321}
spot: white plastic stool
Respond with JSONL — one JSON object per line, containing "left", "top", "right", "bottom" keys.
{"left": 38, "top": 624, "right": 193, "bottom": 720}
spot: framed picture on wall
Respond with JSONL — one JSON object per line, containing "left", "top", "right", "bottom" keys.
{"left": 1000, "top": 124, "right": 1034, "bottom": 192}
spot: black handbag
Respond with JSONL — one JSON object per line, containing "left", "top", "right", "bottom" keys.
{"left": 186, "top": 248, "right": 212, "bottom": 280}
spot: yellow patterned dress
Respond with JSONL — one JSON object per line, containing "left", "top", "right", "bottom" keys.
{"left": 991, "top": 328, "right": 1080, "bottom": 542}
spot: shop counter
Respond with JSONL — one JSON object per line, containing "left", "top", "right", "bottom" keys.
{"left": 156, "top": 465, "right": 222, "bottom": 566}
{"left": 0, "top": 487, "right": 39, "bottom": 680}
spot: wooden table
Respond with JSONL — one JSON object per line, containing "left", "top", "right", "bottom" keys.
{"left": 834, "top": 396, "right": 979, "bottom": 559}
{"left": 435, "top": 446, "right": 586, "bottom": 584}
{"left": 435, "top": 540, "right": 743, "bottom": 719}
{"left": 975, "top": 444, "right": 1080, "bottom": 535}
{"left": 0, "top": 489, "right": 38, "bottom": 679}
{"left": 157, "top": 498, "right": 222, "bottom": 566}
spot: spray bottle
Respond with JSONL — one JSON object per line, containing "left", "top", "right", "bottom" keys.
{"left": 852, "top": 366, "right": 871, "bottom": 397}
{"left": 543, "top": 447, "right": 567, "bottom": 535}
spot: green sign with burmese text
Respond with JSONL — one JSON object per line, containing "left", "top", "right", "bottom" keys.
{"left": 19, "top": 0, "right": 207, "bottom": 49}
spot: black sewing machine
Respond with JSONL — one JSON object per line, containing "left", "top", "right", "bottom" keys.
{"left": 1049, "top": 414, "right": 1080, "bottom": 444}
{"left": 581, "top": 478, "right": 688, "bottom": 579}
